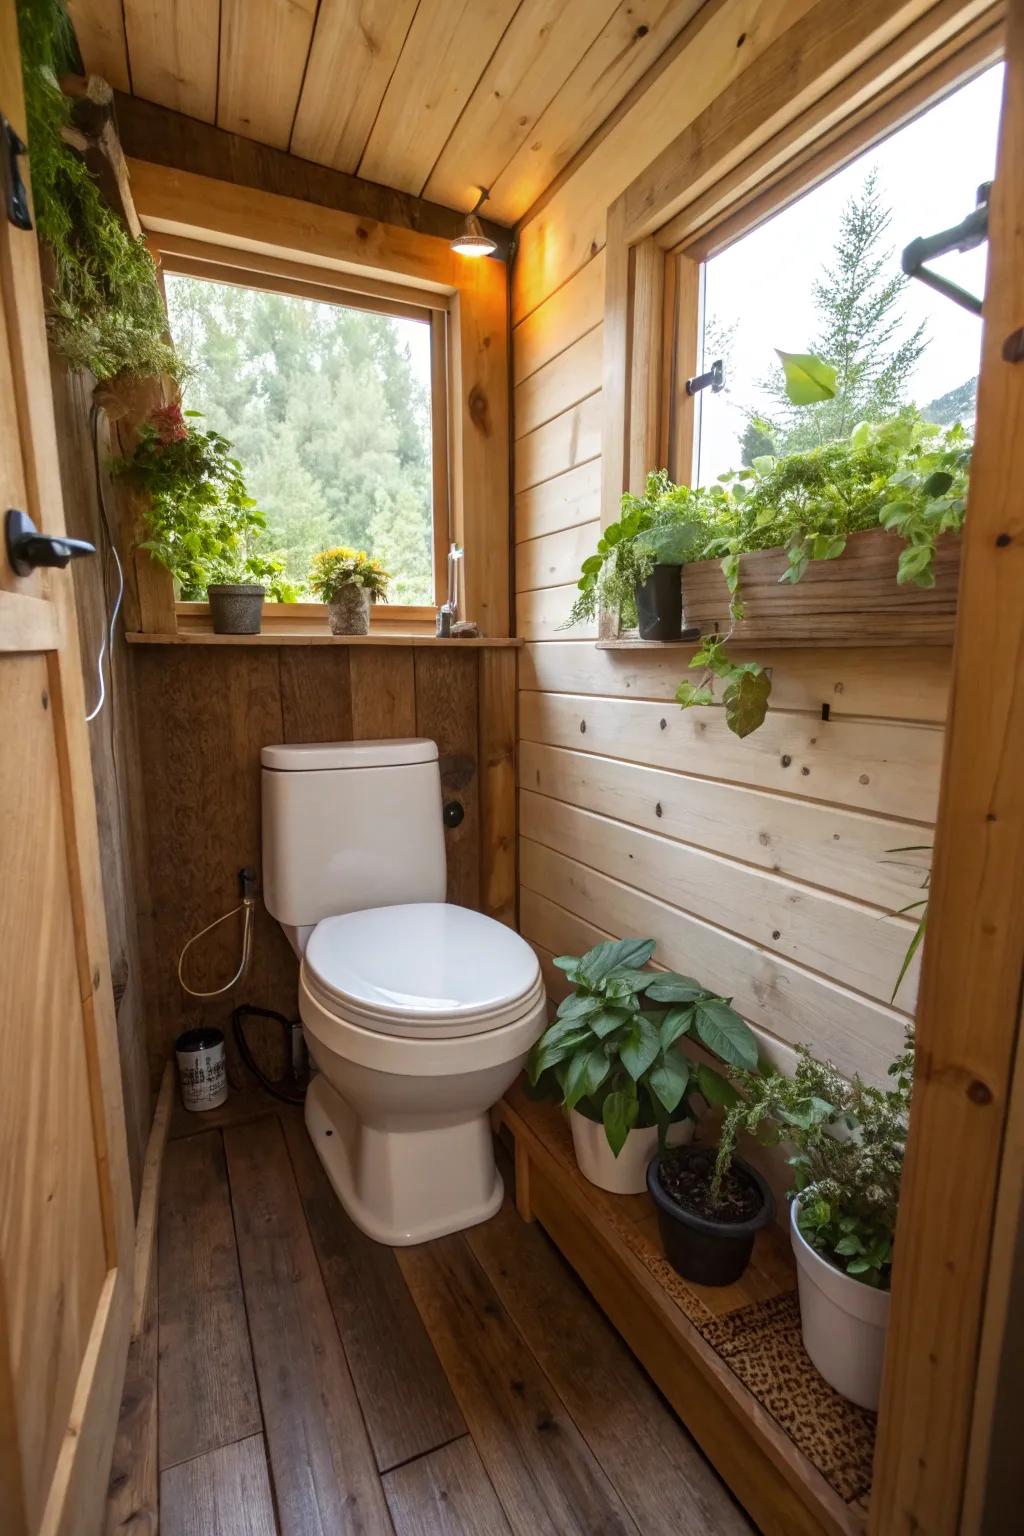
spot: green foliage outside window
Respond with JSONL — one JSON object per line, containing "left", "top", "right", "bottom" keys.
{"left": 165, "top": 277, "right": 435, "bottom": 603}
{"left": 17, "top": 0, "right": 178, "bottom": 381}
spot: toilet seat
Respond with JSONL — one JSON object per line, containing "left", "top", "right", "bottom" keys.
{"left": 302, "top": 902, "right": 544, "bottom": 1040}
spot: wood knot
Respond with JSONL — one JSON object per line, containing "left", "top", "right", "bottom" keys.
{"left": 967, "top": 1079, "right": 993, "bottom": 1106}
{"left": 468, "top": 385, "right": 492, "bottom": 436}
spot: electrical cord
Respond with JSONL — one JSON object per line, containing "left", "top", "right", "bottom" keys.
{"left": 85, "top": 403, "right": 125, "bottom": 723}
{"left": 177, "top": 897, "right": 255, "bottom": 997}
{"left": 232, "top": 1005, "right": 307, "bottom": 1104}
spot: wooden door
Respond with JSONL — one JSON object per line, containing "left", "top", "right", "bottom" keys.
{"left": 0, "top": 4, "right": 134, "bottom": 1532}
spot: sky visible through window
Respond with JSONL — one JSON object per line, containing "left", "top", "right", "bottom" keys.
{"left": 696, "top": 64, "right": 1004, "bottom": 484}
{"left": 165, "top": 276, "right": 436, "bottom": 603}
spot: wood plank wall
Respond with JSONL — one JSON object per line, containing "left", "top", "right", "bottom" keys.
{"left": 132, "top": 644, "right": 515, "bottom": 1077}
{"left": 50, "top": 358, "right": 154, "bottom": 1205}
{"left": 511, "top": 0, "right": 948, "bottom": 1089}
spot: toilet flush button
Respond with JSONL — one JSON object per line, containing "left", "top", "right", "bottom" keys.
{"left": 443, "top": 801, "right": 464, "bottom": 828}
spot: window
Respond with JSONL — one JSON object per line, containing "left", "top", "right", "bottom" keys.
{"left": 682, "top": 63, "right": 1004, "bottom": 485}
{"left": 163, "top": 269, "right": 448, "bottom": 607}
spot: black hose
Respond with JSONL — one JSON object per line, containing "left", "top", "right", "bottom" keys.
{"left": 232, "top": 1003, "right": 307, "bottom": 1104}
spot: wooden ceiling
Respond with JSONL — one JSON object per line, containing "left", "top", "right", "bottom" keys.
{"left": 67, "top": 0, "right": 706, "bottom": 224}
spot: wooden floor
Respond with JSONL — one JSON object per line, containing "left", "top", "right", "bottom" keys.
{"left": 157, "top": 1086, "right": 755, "bottom": 1535}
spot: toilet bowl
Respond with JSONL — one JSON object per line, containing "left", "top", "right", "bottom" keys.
{"left": 261, "top": 739, "right": 546, "bottom": 1245}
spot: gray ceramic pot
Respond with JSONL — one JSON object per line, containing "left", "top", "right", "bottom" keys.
{"left": 208, "top": 584, "right": 265, "bottom": 635}
{"left": 327, "top": 585, "right": 371, "bottom": 635}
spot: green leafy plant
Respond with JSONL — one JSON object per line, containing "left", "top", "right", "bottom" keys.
{"left": 111, "top": 403, "right": 294, "bottom": 599}
{"left": 711, "top": 1031, "right": 914, "bottom": 1287}
{"left": 886, "top": 845, "right": 930, "bottom": 1003}
{"left": 526, "top": 937, "right": 758, "bottom": 1156}
{"left": 308, "top": 547, "right": 390, "bottom": 603}
{"left": 563, "top": 471, "right": 722, "bottom": 630}
{"left": 17, "top": 0, "right": 179, "bottom": 381}
{"left": 674, "top": 412, "right": 971, "bottom": 737}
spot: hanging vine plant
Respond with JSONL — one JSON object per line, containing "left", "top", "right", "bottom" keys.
{"left": 16, "top": 0, "right": 179, "bottom": 381}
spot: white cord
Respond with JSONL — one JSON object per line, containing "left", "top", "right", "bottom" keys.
{"left": 85, "top": 540, "right": 124, "bottom": 723}
{"left": 177, "top": 899, "right": 255, "bottom": 998}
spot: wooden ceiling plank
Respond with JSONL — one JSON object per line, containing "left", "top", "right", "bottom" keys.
{"left": 123, "top": 0, "right": 219, "bottom": 122}
{"left": 67, "top": 0, "right": 131, "bottom": 92}
{"left": 357, "top": 0, "right": 521, "bottom": 197}
{"left": 289, "top": 0, "right": 420, "bottom": 173}
{"left": 218, "top": 0, "right": 318, "bottom": 150}
{"left": 422, "top": 0, "right": 621, "bottom": 213}
{"left": 486, "top": 0, "right": 705, "bottom": 224}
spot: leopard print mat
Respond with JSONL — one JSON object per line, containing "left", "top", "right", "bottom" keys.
{"left": 518, "top": 1097, "right": 876, "bottom": 1507}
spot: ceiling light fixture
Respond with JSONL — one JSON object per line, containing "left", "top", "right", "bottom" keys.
{"left": 451, "top": 188, "right": 497, "bottom": 258}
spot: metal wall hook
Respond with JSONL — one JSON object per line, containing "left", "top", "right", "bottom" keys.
{"left": 901, "top": 183, "right": 991, "bottom": 317}
{"left": 686, "top": 358, "right": 725, "bottom": 396}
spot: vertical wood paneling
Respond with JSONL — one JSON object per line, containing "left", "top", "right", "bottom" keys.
{"left": 279, "top": 648, "right": 353, "bottom": 742}
{"left": 415, "top": 648, "right": 481, "bottom": 910}
{"left": 123, "top": 0, "right": 219, "bottom": 122}
{"left": 478, "top": 648, "right": 517, "bottom": 926}
{"left": 350, "top": 647, "right": 417, "bottom": 738}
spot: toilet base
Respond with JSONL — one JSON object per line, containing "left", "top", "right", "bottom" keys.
{"left": 304, "top": 1073, "right": 504, "bottom": 1246}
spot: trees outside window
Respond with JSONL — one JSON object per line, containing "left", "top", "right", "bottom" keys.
{"left": 165, "top": 276, "right": 436, "bottom": 603}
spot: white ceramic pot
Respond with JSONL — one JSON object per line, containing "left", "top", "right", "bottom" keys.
{"left": 569, "top": 1109, "right": 693, "bottom": 1195}
{"left": 790, "top": 1198, "right": 891, "bottom": 1411}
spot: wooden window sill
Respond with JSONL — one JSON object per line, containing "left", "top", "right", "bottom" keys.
{"left": 125, "top": 631, "right": 522, "bottom": 648}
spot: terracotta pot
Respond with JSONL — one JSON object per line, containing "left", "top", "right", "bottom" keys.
{"left": 790, "top": 1198, "right": 891, "bottom": 1410}
{"left": 208, "top": 584, "right": 265, "bottom": 634}
{"left": 327, "top": 585, "right": 371, "bottom": 635}
{"left": 569, "top": 1108, "right": 692, "bottom": 1195}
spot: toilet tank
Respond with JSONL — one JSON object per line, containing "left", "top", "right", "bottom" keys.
{"left": 261, "top": 738, "right": 447, "bottom": 927}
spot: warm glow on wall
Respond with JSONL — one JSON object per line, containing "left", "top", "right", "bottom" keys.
{"left": 451, "top": 190, "right": 497, "bottom": 258}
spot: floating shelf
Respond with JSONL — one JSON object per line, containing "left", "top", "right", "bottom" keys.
{"left": 596, "top": 630, "right": 701, "bottom": 649}
{"left": 496, "top": 1083, "right": 873, "bottom": 1536}
{"left": 125, "top": 632, "right": 522, "bottom": 648}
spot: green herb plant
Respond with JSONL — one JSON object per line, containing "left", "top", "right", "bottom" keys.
{"left": 711, "top": 1031, "right": 914, "bottom": 1287}
{"left": 111, "top": 403, "right": 295, "bottom": 600}
{"left": 526, "top": 937, "right": 759, "bottom": 1157}
{"left": 17, "top": 0, "right": 179, "bottom": 381}
{"left": 563, "top": 472, "right": 723, "bottom": 630}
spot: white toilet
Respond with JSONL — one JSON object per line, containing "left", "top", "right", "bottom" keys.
{"left": 261, "top": 737, "right": 546, "bottom": 1245}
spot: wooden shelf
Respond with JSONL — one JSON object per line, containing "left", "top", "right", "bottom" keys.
{"left": 497, "top": 1084, "right": 873, "bottom": 1536}
{"left": 125, "top": 632, "right": 522, "bottom": 648}
{"left": 596, "top": 630, "right": 700, "bottom": 649}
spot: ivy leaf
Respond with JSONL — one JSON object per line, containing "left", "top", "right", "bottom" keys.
{"left": 897, "top": 543, "right": 935, "bottom": 587}
{"left": 694, "top": 999, "right": 759, "bottom": 1070}
{"left": 880, "top": 501, "right": 914, "bottom": 530}
{"left": 619, "top": 1016, "right": 661, "bottom": 1081}
{"left": 676, "top": 681, "right": 714, "bottom": 709}
{"left": 723, "top": 668, "right": 771, "bottom": 739}
{"left": 649, "top": 1055, "right": 690, "bottom": 1114}
{"left": 811, "top": 532, "right": 847, "bottom": 561}
{"left": 602, "top": 1087, "right": 639, "bottom": 1157}
{"left": 775, "top": 350, "right": 838, "bottom": 405}
{"left": 922, "top": 470, "right": 954, "bottom": 497}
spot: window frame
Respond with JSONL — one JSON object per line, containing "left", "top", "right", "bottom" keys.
{"left": 600, "top": 4, "right": 1004, "bottom": 565}
{"left": 157, "top": 236, "right": 453, "bottom": 631}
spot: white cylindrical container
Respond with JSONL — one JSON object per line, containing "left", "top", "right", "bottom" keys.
{"left": 790, "top": 1198, "right": 891, "bottom": 1411}
{"left": 570, "top": 1109, "right": 693, "bottom": 1195}
{"left": 175, "top": 1027, "right": 228, "bottom": 1113}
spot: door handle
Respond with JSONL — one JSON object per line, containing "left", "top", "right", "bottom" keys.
{"left": 5, "top": 509, "right": 95, "bottom": 577}
{"left": 3, "top": 116, "right": 32, "bottom": 231}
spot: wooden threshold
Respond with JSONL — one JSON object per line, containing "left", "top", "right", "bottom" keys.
{"left": 125, "top": 632, "right": 522, "bottom": 648}
{"left": 496, "top": 1084, "right": 873, "bottom": 1536}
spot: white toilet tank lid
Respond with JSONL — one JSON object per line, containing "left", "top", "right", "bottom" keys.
{"left": 303, "top": 903, "right": 543, "bottom": 1037}
{"left": 261, "top": 738, "right": 438, "bottom": 770}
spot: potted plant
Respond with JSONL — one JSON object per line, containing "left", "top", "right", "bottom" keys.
{"left": 526, "top": 937, "right": 759, "bottom": 1196}
{"left": 563, "top": 472, "right": 719, "bottom": 639}
{"left": 707, "top": 1031, "right": 913, "bottom": 1407}
{"left": 308, "top": 547, "right": 390, "bottom": 636}
{"left": 111, "top": 402, "right": 295, "bottom": 632}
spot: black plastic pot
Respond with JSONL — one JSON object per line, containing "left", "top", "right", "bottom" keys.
{"left": 647, "top": 1146, "right": 774, "bottom": 1286}
{"left": 635, "top": 564, "right": 683, "bottom": 640}
{"left": 208, "top": 583, "right": 265, "bottom": 635}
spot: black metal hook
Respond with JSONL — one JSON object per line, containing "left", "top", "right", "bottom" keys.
{"left": 901, "top": 183, "right": 991, "bottom": 317}
{"left": 686, "top": 358, "right": 725, "bottom": 397}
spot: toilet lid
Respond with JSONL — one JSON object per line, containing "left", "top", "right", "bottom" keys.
{"left": 302, "top": 903, "right": 544, "bottom": 1038}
